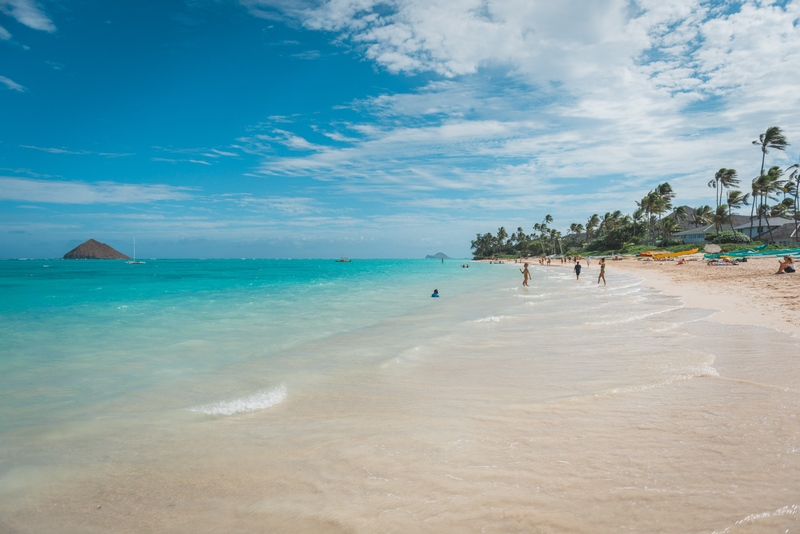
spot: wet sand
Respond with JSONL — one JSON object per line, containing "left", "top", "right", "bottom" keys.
{"left": 610, "top": 256, "right": 800, "bottom": 337}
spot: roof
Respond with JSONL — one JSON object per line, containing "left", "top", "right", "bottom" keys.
{"left": 734, "top": 217, "right": 795, "bottom": 230}
{"left": 755, "top": 222, "right": 798, "bottom": 241}
{"left": 673, "top": 224, "right": 716, "bottom": 236}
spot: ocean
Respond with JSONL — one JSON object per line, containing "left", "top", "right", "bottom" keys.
{"left": 1, "top": 258, "right": 799, "bottom": 532}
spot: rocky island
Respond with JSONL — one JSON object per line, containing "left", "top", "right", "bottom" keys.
{"left": 425, "top": 252, "right": 451, "bottom": 259}
{"left": 63, "top": 239, "right": 130, "bottom": 260}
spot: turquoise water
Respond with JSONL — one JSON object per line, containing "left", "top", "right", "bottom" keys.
{"left": 0, "top": 259, "right": 510, "bottom": 431}
{"left": 3, "top": 258, "right": 800, "bottom": 532}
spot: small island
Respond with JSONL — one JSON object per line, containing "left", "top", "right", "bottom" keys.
{"left": 63, "top": 239, "right": 131, "bottom": 260}
{"left": 425, "top": 252, "right": 450, "bottom": 259}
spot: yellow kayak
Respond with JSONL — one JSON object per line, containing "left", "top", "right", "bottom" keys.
{"left": 640, "top": 250, "right": 668, "bottom": 257}
{"left": 651, "top": 248, "right": 699, "bottom": 260}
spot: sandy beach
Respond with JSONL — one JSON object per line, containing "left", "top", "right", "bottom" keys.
{"left": 608, "top": 256, "right": 800, "bottom": 338}
{"left": 506, "top": 255, "right": 800, "bottom": 337}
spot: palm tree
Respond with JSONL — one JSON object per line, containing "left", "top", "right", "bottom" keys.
{"left": 787, "top": 162, "right": 799, "bottom": 242}
{"left": 751, "top": 126, "right": 789, "bottom": 236}
{"left": 586, "top": 214, "right": 600, "bottom": 240}
{"left": 691, "top": 205, "right": 712, "bottom": 228}
{"left": 674, "top": 206, "right": 687, "bottom": 226}
{"left": 632, "top": 208, "right": 645, "bottom": 239}
{"left": 757, "top": 166, "right": 786, "bottom": 242}
{"left": 711, "top": 204, "right": 731, "bottom": 233}
{"left": 661, "top": 216, "right": 682, "bottom": 240}
{"left": 496, "top": 227, "right": 508, "bottom": 255}
{"left": 725, "top": 190, "right": 750, "bottom": 231}
{"left": 708, "top": 168, "right": 739, "bottom": 209}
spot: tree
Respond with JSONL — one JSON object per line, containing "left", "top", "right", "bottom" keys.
{"left": 751, "top": 126, "right": 789, "bottom": 236}
{"left": 787, "top": 162, "right": 800, "bottom": 242}
{"left": 691, "top": 205, "right": 712, "bottom": 228}
{"left": 711, "top": 204, "right": 731, "bottom": 233}
{"left": 496, "top": 227, "right": 508, "bottom": 255}
{"left": 755, "top": 166, "right": 786, "bottom": 242}
{"left": 586, "top": 214, "right": 600, "bottom": 239}
{"left": 661, "top": 216, "right": 682, "bottom": 239}
{"left": 708, "top": 168, "right": 739, "bottom": 209}
{"left": 725, "top": 190, "right": 750, "bottom": 231}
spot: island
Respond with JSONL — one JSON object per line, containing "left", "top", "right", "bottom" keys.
{"left": 425, "top": 252, "right": 451, "bottom": 259}
{"left": 63, "top": 239, "right": 131, "bottom": 260}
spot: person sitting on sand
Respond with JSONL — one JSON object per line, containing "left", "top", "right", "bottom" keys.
{"left": 597, "top": 258, "right": 606, "bottom": 285}
{"left": 777, "top": 256, "right": 796, "bottom": 274}
{"left": 519, "top": 262, "right": 531, "bottom": 287}
{"left": 574, "top": 261, "right": 582, "bottom": 280}
{"left": 431, "top": 289, "right": 440, "bottom": 297}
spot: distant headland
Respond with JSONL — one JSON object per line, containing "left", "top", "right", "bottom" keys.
{"left": 63, "top": 239, "right": 130, "bottom": 260}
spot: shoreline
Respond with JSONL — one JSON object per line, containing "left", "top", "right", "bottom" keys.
{"left": 488, "top": 256, "right": 800, "bottom": 337}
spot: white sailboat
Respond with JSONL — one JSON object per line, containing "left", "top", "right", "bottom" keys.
{"left": 126, "top": 237, "right": 146, "bottom": 264}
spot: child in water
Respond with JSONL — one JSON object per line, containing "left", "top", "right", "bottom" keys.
{"left": 431, "top": 289, "right": 440, "bottom": 297}
{"left": 574, "top": 261, "right": 582, "bottom": 280}
{"left": 519, "top": 263, "right": 531, "bottom": 287}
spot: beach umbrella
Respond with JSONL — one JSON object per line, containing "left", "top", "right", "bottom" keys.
{"left": 704, "top": 244, "right": 722, "bottom": 253}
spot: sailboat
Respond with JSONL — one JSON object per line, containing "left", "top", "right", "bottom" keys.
{"left": 126, "top": 237, "right": 146, "bottom": 264}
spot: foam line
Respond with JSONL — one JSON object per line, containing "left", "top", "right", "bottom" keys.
{"left": 190, "top": 384, "right": 287, "bottom": 416}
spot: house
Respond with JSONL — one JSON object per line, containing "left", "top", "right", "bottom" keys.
{"left": 733, "top": 217, "right": 796, "bottom": 239}
{"left": 755, "top": 222, "right": 799, "bottom": 245}
{"left": 673, "top": 224, "right": 717, "bottom": 244}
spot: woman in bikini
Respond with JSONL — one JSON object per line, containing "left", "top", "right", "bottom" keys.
{"left": 598, "top": 258, "right": 606, "bottom": 285}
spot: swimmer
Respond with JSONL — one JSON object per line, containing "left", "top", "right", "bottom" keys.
{"left": 519, "top": 262, "right": 531, "bottom": 287}
{"left": 431, "top": 289, "right": 440, "bottom": 297}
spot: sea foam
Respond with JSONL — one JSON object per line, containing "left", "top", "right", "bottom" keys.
{"left": 190, "top": 384, "right": 287, "bottom": 416}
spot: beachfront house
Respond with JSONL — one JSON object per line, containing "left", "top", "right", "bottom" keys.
{"left": 733, "top": 217, "right": 795, "bottom": 239}
{"left": 755, "top": 222, "right": 799, "bottom": 246}
{"left": 674, "top": 224, "right": 716, "bottom": 244}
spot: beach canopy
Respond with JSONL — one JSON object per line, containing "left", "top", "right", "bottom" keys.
{"left": 703, "top": 244, "right": 721, "bottom": 253}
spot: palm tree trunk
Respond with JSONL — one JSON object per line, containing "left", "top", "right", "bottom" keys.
{"left": 795, "top": 180, "right": 799, "bottom": 244}
{"left": 765, "top": 209, "right": 775, "bottom": 243}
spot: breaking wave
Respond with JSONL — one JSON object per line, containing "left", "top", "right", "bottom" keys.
{"left": 190, "top": 384, "right": 287, "bottom": 416}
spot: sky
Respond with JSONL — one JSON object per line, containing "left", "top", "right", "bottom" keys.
{"left": 1, "top": 0, "right": 799, "bottom": 258}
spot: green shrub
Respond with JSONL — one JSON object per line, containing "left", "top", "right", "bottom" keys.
{"left": 708, "top": 230, "right": 751, "bottom": 244}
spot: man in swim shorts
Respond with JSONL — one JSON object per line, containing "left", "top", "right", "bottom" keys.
{"left": 574, "top": 261, "right": 582, "bottom": 280}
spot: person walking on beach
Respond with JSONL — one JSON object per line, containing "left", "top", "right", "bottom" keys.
{"left": 597, "top": 258, "right": 606, "bottom": 285}
{"left": 519, "top": 262, "right": 531, "bottom": 287}
{"left": 574, "top": 261, "right": 582, "bottom": 280}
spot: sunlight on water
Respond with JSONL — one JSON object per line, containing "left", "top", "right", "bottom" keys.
{"left": 1, "top": 259, "right": 799, "bottom": 533}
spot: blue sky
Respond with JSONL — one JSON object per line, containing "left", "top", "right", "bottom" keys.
{"left": 2, "top": 0, "right": 799, "bottom": 258}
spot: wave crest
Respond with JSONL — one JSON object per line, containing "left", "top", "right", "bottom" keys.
{"left": 190, "top": 384, "right": 287, "bottom": 416}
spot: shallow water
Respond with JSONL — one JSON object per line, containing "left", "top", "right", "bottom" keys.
{"left": 1, "top": 259, "right": 799, "bottom": 532}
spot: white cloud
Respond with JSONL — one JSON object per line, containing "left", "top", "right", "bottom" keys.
{"left": 0, "top": 24, "right": 10, "bottom": 39}
{"left": 0, "top": 177, "right": 196, "bottom": 204}
{"left": 0, "top": 75, "right": 25, "bottom": 92}
{"left": 21, "top": 145, "right": 90, "bottom": 154}
{"left": 236, "top": 0, "right": 800, "bottom": 224}
{"left": 0, "top": 0, "right": 55, "bottom": 32}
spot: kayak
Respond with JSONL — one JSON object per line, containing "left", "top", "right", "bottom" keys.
{"left": 650, "top": 248, "right": 699, "bottom": 260}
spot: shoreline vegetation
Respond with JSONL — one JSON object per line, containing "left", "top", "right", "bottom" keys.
{"left": 471, "top": 126, "right": 800, "bottom": 260}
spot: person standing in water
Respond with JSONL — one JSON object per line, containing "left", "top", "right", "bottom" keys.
{"left": 597, "top": 258, "right": 606, "bottom": 285}
{"left": 574, "top": 261, "right": 582, "bottom": 280}
{"left": 519, "top": 262, "right": 531, "bottom": 287}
